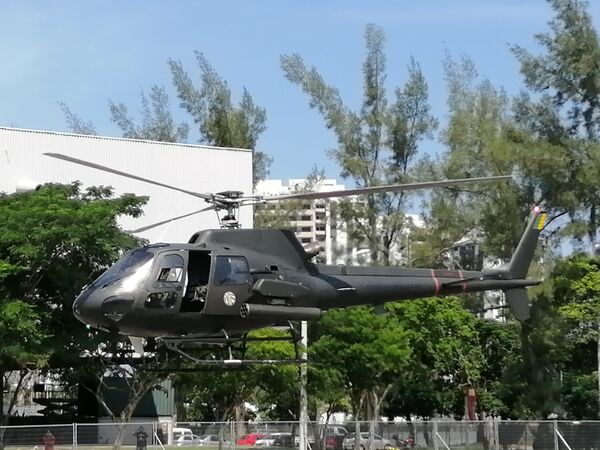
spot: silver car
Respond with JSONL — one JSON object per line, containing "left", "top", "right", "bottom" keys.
{"left": 342, "top": 432, "right": 392, "bottom": 450}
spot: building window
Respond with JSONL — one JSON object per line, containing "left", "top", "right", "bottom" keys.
{"left": 301, "top": 226, "right": 312, "bottom": 232}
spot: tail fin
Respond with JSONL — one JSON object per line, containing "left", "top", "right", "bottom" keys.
{"left": 502, "top": 207, "right": 546, "bottom": 321}
{"left": 507, "top": 207, "right": 547, "bottom": 279}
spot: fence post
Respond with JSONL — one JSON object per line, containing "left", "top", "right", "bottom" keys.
{"left": 553, "top": 420, "right": 559, "bottom": 450}
{"left": 72, "top": 422, "right": 77, "bottom": 450}
{"left": 153, "top": 422, "right": 157, "bottom": 450}
{"left": 493, "top": 419, "right": 499, "bottom": 450}
{"left": 231, "top": 421, "right": 235, "bottom": 450}
{"left": 433, "top": 421, "right": 439, "bottom": 450}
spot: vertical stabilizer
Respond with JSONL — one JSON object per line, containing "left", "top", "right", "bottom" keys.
{"left": 501, "top": 207, "right": 546, "bottom": 321}
{"left": 507, "top": 207, "right": 546, "bottom": 279}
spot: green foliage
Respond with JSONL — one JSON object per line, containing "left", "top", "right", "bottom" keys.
{"left": 511, "top": 0, "right": 600, "bottom": 243}
{"left": 169, "top": 51, "right": 272, "bottom": 186}
{"left": 562, "top": 372, "right": 598, "bottom": 419}
{"left": 384, "top": 297, "right": 484, "bottom": 418}
{"left": 0, "top": 183, "right": 146, "bottom": 369}
{"left": 109, "top": 85, "right": 189, "bottom": 142}
{"left": 58, "top": 102, "right": 97, "bottom": 135}
{"left": 0, "top": 300, "right": 47, "bottom": 368}
{"left": 282, "top": 24, "right": 437, "bottom": 264}
{"left": 311, "top": 307, "right": 410, "bottom": 418}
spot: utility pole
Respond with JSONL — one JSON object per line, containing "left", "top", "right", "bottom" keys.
{"left": 299, "top": 320, "right": 308, "bottom": 450}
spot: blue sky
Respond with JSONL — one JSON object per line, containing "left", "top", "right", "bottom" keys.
{"left": 2, "top": 1, "right": 600, "bottom": 183}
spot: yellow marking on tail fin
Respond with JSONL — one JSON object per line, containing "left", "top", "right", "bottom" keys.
{"left": 534, "top": 212, "right": 547, "bottom": 230}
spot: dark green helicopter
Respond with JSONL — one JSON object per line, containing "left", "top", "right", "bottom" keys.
{"left": 46, "top": 153, "right": 543, "bottom": 361}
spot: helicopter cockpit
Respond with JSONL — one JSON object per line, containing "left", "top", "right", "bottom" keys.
{"left": 73, "top": 244, "right": 254, "bottom": 336}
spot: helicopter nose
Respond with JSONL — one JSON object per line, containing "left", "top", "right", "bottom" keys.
{"left": 73, "top": 286, "right": 135, "bottom": 330}
{"left": 73, "top": 287, "right": 106, "bottom": 328}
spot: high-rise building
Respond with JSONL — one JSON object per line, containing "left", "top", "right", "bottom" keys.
{"left": 255, "top": 178, "right": 423, "bottom": 266}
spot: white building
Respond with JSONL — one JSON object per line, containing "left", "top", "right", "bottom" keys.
{"left": 255, "top": 178, "right": 347, "bottom": 264}
{"left": 255, "top": 178, "right": 423, "bottom": 265}
{"left": 0, "top": 127, "right": 253, "bottom": 244}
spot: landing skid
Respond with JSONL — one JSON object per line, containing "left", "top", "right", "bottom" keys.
{"left": 160, "top": 322, "right": 307, "bottom": 367}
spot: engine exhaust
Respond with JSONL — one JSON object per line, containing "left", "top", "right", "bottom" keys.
{"left": 240, "top": 303, "right": 322, "bottom": 320}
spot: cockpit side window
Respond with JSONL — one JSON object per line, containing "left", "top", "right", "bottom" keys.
{"left": 154, "top": 254, "right": 184, "bottom": 288}
{"left": 214, "top": 256, "right": 251, "bottom": 286}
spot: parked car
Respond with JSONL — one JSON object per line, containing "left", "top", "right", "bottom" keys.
{"left": 342, "top": 432, "right": 392, "bottom": 450}
{"left": 174, "top": 427, "right": 195, "bottom": 441}
{"left": 324, "top": 426, "right": 348, "bottom": 450}
{"left": 256, "top": 433, "right": 289, "bottom": 446}
{"left": 273, "top": 433, "right": 294, "bottom": 447}
{"left": 237, "top": 433, "right": 267, "bottom": 446}
{"left": 199, "top": 435, "right": 227, "bottom": 446}
{"left": 176, "top": 434, "right": 202, "bottom": 446}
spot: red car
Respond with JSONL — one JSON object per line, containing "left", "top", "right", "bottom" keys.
{"left": 236, "top": 434, "right": 266, "bottom": 446}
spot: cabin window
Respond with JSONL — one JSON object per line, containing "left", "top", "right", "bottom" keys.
{"left": 154, "top": 254, "right": 184, "bottom": 288}
{"left": 214, "top": 256, "right": 251, "bottom": 286}
{"left": 146, "top": 291, "right": 178, "bottom": 309}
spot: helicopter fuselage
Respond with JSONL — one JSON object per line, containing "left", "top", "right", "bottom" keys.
{"left": 73, "top": 226, "right": 539, "bottom": 339}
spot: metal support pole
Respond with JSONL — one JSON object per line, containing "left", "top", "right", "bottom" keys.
{"left": 433, "top": 421, "right": 439, "bottom": 450}
{"left": 299, "top": 320, "right": 308, "bottom": 450}
{"left": 553, "top": 420, "right": 559, "bottom": 450}
{"left": 72, "top": 423, "right": 77, "bottom": 450}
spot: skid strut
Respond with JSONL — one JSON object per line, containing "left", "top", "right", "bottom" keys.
{"left": 161, "top": 322, "right": 306, "bottom": 366}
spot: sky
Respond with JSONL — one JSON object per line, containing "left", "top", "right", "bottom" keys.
{"left": 2, "top": 1, "right": 600, "bottom": 184}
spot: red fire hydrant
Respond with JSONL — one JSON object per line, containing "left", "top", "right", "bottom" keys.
{"left": 43, "top": 430, "right": 55, "bottom": 450}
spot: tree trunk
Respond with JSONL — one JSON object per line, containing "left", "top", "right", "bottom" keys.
{"left": 0, "top": 369, "right": 5, "bottom": 450}
{"left": 235, "top": 402, "right": 246, "bottom": 442}
{"left": 597, "top": 323, "right": 600, "bottom": 418}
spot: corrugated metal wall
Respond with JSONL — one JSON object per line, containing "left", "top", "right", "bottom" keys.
{"left": 0, "top": 127, "right": 253, "bottom": 243}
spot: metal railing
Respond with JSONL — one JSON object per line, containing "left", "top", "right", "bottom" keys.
{"left": 0, "top": 420, "right": 597, "bottom": 450}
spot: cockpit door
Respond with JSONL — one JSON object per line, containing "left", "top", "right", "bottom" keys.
{"left": 144, "top": 252, "right": 185, "bottom": 310}
{"left": 202, "top": 255, "right": 252, "bottom": 315}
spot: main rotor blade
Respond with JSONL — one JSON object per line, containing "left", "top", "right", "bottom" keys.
{"left": 260, "top": 175, "right": 512, "bottom": 202}
{"left": 128, "top": 206, "right": 216, "bottom": 233}
{"left": 44, "top": 153, "right": 214, "bottom": 201}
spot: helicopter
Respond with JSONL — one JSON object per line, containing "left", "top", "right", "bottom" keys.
{"left": 45, "top": 152, "right": 543, "bottom": 362}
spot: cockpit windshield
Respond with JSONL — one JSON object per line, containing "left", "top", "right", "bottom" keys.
{"left": 93, "top": 248, "right": 155, "bottom": 287}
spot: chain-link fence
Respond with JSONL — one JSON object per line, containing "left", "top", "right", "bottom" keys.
{"left": 2, "top": 421, "right": 600, "bottom": 450}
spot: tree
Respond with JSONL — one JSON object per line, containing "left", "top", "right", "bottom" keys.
{"left": 58, "top": 102, "right": 97, "bottom": 135}
{"left": 512, "top": 0, "right": 600, "bottom": 248}
{"left": 281, "top": 25, "right": 437, "bottom": 264}
{"left": 552, "top": 255, "right": 600, "bottom": 417}
{"left": 169, "top": 51, "right": 272, "bottom": 186}
{"left": 384, "top": 297, "right": 484, "bottom": 424}
{"left": 412, "top": 53, "right": 533, "bottom": 272}
{"left": 311, "top": 307, "right": 411, "bottom": 431}
{"left": 109, "top": 85, "right": 189, "bottom": 142}
{"left": 0, "top": 184, "right": 145, "bottom": 440}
